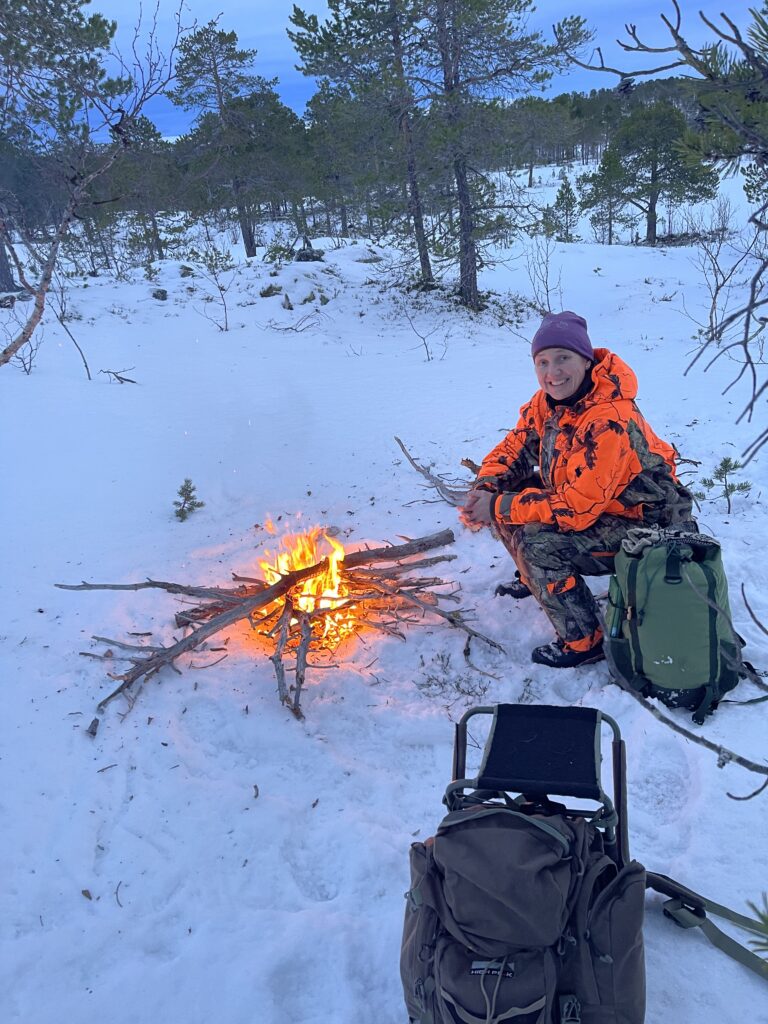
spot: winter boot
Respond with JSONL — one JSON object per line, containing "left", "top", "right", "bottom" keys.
{"left": 531, "top": 637, "right": 605, "bottom": 669}
{"left": 495, "top": 571, "right": 532, "bottom": 600}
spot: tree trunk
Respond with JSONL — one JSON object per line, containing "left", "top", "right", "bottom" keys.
{"left": 0, "top": 206, "right": 75, "bottom": 366}
{"left": 646, "top": 193, "right": 659, "bottom": 245}
{"left": 149, "top": 213, "right": 165, "bottom": 261}
{"left": 646, "top": 161, "right": 659, "bottom": 245}
{"left": 386, "top": 0, "right": 433, "bottom": 288}
{"left": 290, "top": 200, "right": 307, "bottom": 234}
{"left": 0, "top": 237, "right": 17, "bottom": 292}
{"left": 98, "top": 226, "right": 113, "bottom": 272}
{"left": 453, "top": 155, "right": 480, "bottom": 310}
{"left": 80, "top": 217, "right": 102, "bottom": 274}
{"left": 400, "top": 111, "right": 433, "bottom": 285}
{"left": 228, "top": 173, "right": 257, "bottom": 257}
{"left": 300, "top": 201, "right": 310, "bottom": 234}
{"left": 235, "top": 198, "right": 257, "bottom": 257}
{"left": 339, "top": 203, "right": 349, "bottom": 237}
{"left": 432, "top": 1, "right": 480, "bottom": 309}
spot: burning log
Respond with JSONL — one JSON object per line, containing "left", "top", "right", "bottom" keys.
{"left": 57, "top": 528, "right": 503, "bottom": 718}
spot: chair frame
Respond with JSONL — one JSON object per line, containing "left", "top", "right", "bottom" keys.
{"left": 447, "top": 704, "right": 630, "bottom": 867}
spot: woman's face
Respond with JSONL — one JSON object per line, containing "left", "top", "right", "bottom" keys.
{"left": 534, "top": 347, "right": 592, "bottom": 401}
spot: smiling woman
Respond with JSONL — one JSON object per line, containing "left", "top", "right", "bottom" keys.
{"left": 459, "top": 310, "right": 697, "bottom": 668}
{"left": 531, "top": 311, "right": 594, "bottom": 401}
{"left": 534, "top": 348, "right": 592, "bottom": 400}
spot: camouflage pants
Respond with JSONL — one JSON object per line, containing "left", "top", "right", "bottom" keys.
{"left": 495, "top": 516, "right": 634, "bottom": 650}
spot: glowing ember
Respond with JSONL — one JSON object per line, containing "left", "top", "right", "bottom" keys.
{"left": 258, "top": 528, "right": 357, "bottom": 648}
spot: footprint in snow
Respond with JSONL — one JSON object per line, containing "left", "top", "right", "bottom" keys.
{"left": 282, "top": 836, "right": 340, "bottom": 902}
{"left": 630, "top": 740, "right": 695, "bottom": 857}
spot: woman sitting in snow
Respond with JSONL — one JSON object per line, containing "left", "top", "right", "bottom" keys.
{"left": 459, "top": 310, "right": 695, "bottom": 669}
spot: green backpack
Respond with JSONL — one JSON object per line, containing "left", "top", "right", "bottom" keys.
{"left": 606, "top": 529, "right": 742, "bottom": 723}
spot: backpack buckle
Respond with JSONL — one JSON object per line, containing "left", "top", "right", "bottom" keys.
{"left": 559, "top": 994, "right": 582, "bottom": 1023}
{"left": 663, "top": 896, "right": 705, "bottom": 929}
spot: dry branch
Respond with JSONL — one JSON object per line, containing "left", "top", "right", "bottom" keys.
{"left": 394, "top": 437, "right": 472, "bottom": 506}
{"left": 292, "top": 614, "right": 313, "bottom": 717}
{"left": 365, "top": 578, "right": 505, "bottom": 654}
{"left": 342, "top": 528, "right": 455, "bottom": 565}
{"left": 57, "top": 578, "right": 260, "bottom": 601}
{"left": 270, "top": 601, "right": 294, "bottom": 706}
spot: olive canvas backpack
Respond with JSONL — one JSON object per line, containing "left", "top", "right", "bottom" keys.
{"left": 400, "top": 704, "right": 767, "bottom": 1024}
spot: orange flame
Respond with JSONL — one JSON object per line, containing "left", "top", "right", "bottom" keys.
{"left": 258, "top": 528, "right": 357, "bottom": 648}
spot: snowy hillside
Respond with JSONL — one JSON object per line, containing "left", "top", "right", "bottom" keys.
{"left": 2, "top": 186, "right": 768, "bottom": 1023}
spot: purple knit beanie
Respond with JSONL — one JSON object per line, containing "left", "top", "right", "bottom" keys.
{"left": 531, "top": 311, "right": 593, "bottom": 360}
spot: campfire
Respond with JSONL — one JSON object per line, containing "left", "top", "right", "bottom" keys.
{"left": 58, "top": 526, "right": 503, "bottom": 719}
{"left": 258, "top": 527, "right": 357, "bottom": 649}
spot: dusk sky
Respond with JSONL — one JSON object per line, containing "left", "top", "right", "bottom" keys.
{"left": 103, "top": 0, "right": 758, "bottom": 136}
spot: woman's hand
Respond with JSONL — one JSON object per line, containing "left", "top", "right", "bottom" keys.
{"left": 459, "top": 488, "right": 496, "bottom": 530}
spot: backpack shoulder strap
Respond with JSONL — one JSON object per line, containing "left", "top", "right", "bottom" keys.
{"left": 647, "top": 871, "right": 768, "bottom": 982}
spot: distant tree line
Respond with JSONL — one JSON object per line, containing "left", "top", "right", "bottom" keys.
{"left": 1, "top": 0, "right": 767, "bottom": 335}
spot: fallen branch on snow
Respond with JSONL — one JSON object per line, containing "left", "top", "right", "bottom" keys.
{"left": 394, "top": 436, "right": 473, "bottom": 506}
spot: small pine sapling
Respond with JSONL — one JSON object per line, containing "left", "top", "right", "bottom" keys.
{"left": 173, "top": 479, "right": 205, "bottom": 521}
{"left": 700, "top": 456, "right": 752, "bottom": 513}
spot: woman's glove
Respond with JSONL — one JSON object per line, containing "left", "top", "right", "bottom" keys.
{"left": 459, "top": 487, "right": 497, "bottom": 530}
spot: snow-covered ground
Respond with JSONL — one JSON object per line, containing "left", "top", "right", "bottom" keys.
{"left": 2, "top": 180, "right": 768, "bottom": 1024}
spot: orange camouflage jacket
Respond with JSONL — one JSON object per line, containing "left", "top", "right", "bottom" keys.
{"left": 478, "top": 348, "right": 683, "bottom": 533}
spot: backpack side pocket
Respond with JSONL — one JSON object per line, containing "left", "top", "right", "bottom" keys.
{"left": 401, "top": 841, "right": 440, "bottom": 1023}
{"left": 583, "top": 861, "right": 646, "bottom": 1024}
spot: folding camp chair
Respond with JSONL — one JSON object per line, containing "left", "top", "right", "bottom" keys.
{"left": 446, "top": 703, "right": 630, "bottom": 868}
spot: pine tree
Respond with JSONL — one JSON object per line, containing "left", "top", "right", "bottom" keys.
{"left": 504, "top": 97, "right": 578, "bottom": 186}
{"left": 611, "top": 101, "right": 719, "bottom": 245}
{"left": 551, "top": 178, "right": 579, "bottom": 242}
{"left": 414, "top": 2, "right": 588, "bottom": 308}
{"left": 577, "top": 146, "right": 632, "bottom": 245}
{"left": 169, "top": 21, "right": 278, "bottom": 257}
{"left": 304, "top": 84, "right": 401, "bottom": 238}
{"left": 289, "top": 0, "right": 434, "bottom": 287}
{"left": 92, "top": 116, "right": 181, "bottom": 265}
{"left": 292, "top": 0, "right": 589, "bottom": 309}
{"left": 748, "top": 894, "right": 768, "bottom": 959}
